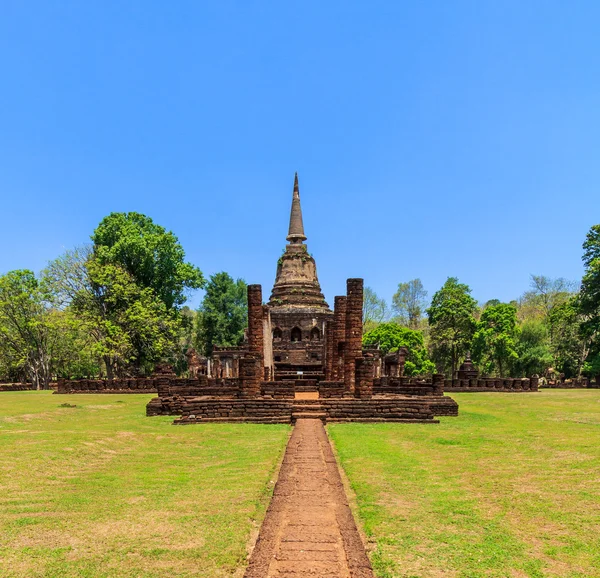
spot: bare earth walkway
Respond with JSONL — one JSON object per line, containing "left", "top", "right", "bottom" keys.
{"left": 245, "top": 419, "right": 374, "bottom": 578}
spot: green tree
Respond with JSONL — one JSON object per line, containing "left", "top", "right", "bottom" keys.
{"left": 582, "top": 354, "right": 600, "bottom": 380}
{"left": 482, "top": 299, "right": 501, "bottom": 310}
{"left": 0, "top": 270, "right": 56, "bottom": 389}
{"left": 516, "top": 274, "right": 581, "bottom": 375}
{"left": 528, "top": 275, "right": 575, "bottom": 314}
{"left": 171, "top": 306, "right": 197, "bottom": 375}
{"left": 92, "top": 212, "right": 204, "bottom": 309}
{"left": 42, "top": 245, "right": 93, "bottom": 307}
{"left": 362, "top": 322, "right": 436, "bottom": 376}
{"left": 472, "top": 303, "right": 519, "bottom": 377}
{"left": 44, "top": 246, "right": 181, "bottom": 378}
{"left": 512, "top": 320, "right": 553, "bottom": 377}
{"left": 427, "top": 277, "right": 478, "bottom": 378}
{"left": 548, "top": 297, "right": 588, "bottom": 378}
{"left": 78, "top": 260, "right": 179, "bottom": 377}
{"left": 518, "top": 275, "right": 575, "bottom": 327}
{"left": 363, "top": 286, "right": 388, "bottom": 333}
{"left": 578, "top": 224, "right": 600, "bottom": 378}
{"left": 392, "top": 279, "right": 428, "bottom": 329}
{"left": 35, "top": 308, "right": 99, "bottom": 379}
{"left": 195, "top": 272, "right": 247, "bottom": 356}
{"left": 43, "top": 212, "right": 203, "bottom": 377}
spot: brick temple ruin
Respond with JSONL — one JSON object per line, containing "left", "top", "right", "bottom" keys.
{"left": 143, "top": 174, "right": 458, "bottom": 423}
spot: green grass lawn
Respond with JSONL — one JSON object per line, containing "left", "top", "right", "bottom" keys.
{"left": 329, "top": 390, "right": 600, "bottom": 578}
{"left": 0, "top": 392, "right": 290, "bottom": 578}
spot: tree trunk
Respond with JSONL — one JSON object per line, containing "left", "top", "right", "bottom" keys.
{"left": 451, "top": 344, "right": 456, "bottom": 381}
{"left": 104, "top": 356, "right": 115, "bottom": 380}
{"left": 41, "top": 356, "right": 51, "bottom": 390}
{"left": 577, "top": 340, "right": 589, "bottom": 378}
{"left": 29, "top": 366, "right": 41, "bottom": 391}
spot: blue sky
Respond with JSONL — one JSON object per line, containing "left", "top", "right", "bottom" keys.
{"left": 1, "top": 1, "right": 599, "bottom": 309}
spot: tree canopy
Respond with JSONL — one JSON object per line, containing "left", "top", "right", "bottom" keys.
{"left": 0, "top": 270, "right": 55, "bottom": 388}
{"left": 579, "top": 224, "right": 600, "bottom": 376}
{"left": 363, "top": 286, "right": 388, "bottom": 333}
{"left": 39, "top": 213, "right": 204, "bottom": 378}
{"left": 427, "top": 277, "right": 478, "bottom": 378}
{"left": 195, "top": 272, "right": 248, "bottom": 356}
{"left": 92, "top": 212, "right": 204, "bottom": 309}
{"left": 472, "top": 302, "right": 519, "bottom": 377}
{"left": 392, "top": 278, "right": 428, "bottom": 329}
{"left": 512, "top": 320, "right": 553, "bottom": 378}
{"left": 362, "top": 322, "right": 435, "bottom": 376}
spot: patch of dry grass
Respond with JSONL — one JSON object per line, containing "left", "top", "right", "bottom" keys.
{"left": 0, "top": 392, "right": 289, "bottom": 577}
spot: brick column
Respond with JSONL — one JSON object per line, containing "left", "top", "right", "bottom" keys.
{"left": 156, "top": 376, "right": 171, "bottom": 397}
{"left": 529, "top": 375, "right": 539, "bottom": 391}
{"left": 344, "top": 279, "right": 363, "bottom": 393}
{"left": 333, "top": 296, "right": 347, "bottom": 381}
{"left": 247, "top": 285, "right": 264, "bottom": 359}
{"left": 239, "top": 355, "right": 261, "bottom": 397}
{"left": 432, "top": 373, "right": 445, "bottom": 396}
{"left": 243, "top": 284, "right": 264, "bottom": 397}
{"left": 355, "top": 357, "right": 374, "bottom": 398}
{"left": 324, "top": 316, "right": 335, "bottom": 381}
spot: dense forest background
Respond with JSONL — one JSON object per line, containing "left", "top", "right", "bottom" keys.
{"left": 2, "top": 212, "right": 600, "bottom": 388}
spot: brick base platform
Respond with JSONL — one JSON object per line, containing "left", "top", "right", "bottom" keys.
{"left": 150, "top": 394, "right": 458, "bottom": 424}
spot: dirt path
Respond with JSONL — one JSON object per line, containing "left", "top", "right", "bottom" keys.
{"left": 244, "top": 419, "right": 374, "bottom": 578}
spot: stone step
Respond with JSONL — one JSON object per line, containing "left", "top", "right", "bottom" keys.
{"left": 291, "top": 412, "right": 327, "bottom": 421}
{"left": 292, "top": 404, "right": 324, "bottom": 412}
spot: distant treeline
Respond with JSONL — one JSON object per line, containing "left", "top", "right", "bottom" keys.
{"left": 1, "top": 214, "right": 600, "bottom": 387}
{"left": 362, "top": 225, "right": 600, "bottom": 379}
{"left": 0, "top": 212, "right": 246, "bottom": 388}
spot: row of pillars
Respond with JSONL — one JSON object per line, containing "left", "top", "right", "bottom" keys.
{"left": 325, "top": 278, "right": 364, "bottom": 393}
{"left": 245, "top": 279, "right": 371, "bottom": 396}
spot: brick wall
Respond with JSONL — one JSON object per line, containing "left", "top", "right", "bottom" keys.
{"left": 372, "top": 376, "right": 444, "bottom": 397}
{"left": 164, "top": 398, "right": 458, "bottom": 424}
{"left": 0, "top": 383, "right": 39, "bottom": 392}
{"left": 445, "top": 377, "right": 539, "bottom": 392}
{"left": 56, "top": 378, "right": 158, "bottom": 394}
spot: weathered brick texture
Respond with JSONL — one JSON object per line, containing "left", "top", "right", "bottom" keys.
{"left": 333, "top": 296, "right": 347, "bottom": 381}
{"left": 344, "top": 279, "right": 363, "bottom": 393}
{"left": 355, "top": 357, "right": 375, "bottom": 398}
{"left": 445, "top": 376, "right": 540, "bottom": 392}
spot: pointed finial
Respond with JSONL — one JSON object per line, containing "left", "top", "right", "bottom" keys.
{"left": 287, "top": 172, "right": 307, "bottom": 243}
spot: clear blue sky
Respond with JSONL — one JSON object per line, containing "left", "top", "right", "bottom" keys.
{"left": 1, "top": 1, "right": 599, "bottom": 309}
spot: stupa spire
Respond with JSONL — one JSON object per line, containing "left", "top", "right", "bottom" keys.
{"left": 286, "top": 172, "right": 307, "bottom": 243}
{"left": 269, "top": 173, "right": 329, "bottom": 310}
